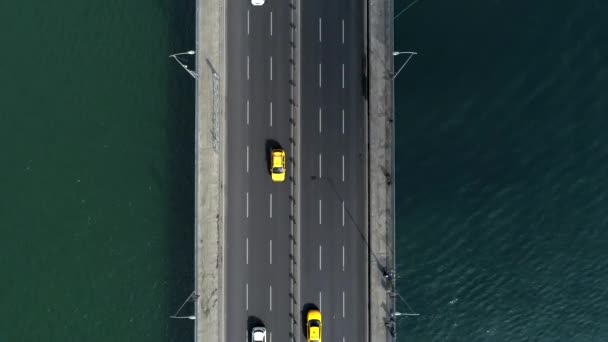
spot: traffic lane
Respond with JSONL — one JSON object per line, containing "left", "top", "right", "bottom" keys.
{"left": 225, "top": 0, "right": 294, "bottom": 341}
{"left": 225, "top": 0, "right": 251, "bottom": 339}
{"left": 297, "top": 184, "right": 345, "bottom": 340}
{"left": 266, "top": 204, "right": 293, "bottom": 342}
{"left": 244, "top": 151, "right": 292, "bottom": 338}
{"left": 246, "top": 5, "right": 293, "bottom": 340}
{"left": 259, "top": 182, "right": 293, "bottom": 341}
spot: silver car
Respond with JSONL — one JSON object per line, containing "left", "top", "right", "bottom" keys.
{"left": 251, "top": 0, "right": 265, "bottom": 5}
{"left": 252, "top": 327, "right": 267, "bottom": 342}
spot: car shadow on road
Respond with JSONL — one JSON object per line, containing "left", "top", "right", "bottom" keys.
{"left": 265, "top": 139, "right": 282, "bottom": 175}
{"left": 301, "top": 303, "right": 319, "bottom": 338}
{"left": 247, "top": 316, "right": 265, "bottom": 341}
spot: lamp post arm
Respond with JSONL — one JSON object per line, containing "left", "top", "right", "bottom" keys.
{"left": 393, "top": 52, "right": 417, "bottom": 79}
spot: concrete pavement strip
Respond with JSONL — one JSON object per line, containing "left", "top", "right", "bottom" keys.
{"left": 195, "top": 0, "right": 225, "bottom": 341}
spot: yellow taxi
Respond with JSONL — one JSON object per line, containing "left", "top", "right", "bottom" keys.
{"left": 270, "top": 149, "right": 286, "bottom": 182}
{"left": 306, "top": 309, "right": 322, "bottom": 342}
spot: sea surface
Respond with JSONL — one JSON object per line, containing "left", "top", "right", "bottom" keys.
{"left": 0, "top": 0, "right": 196, "bottom": 340}
{"left": 394, "top": 0, "right": 608, "bottom": 341}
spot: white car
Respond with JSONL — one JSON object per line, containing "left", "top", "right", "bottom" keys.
{"left": 251, "top": 0, "right": 265, "bottom": 6}
{"left": 252, "top": 327, "right": 267, "bottom": 342}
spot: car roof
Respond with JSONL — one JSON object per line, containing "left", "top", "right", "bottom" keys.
{"left": 272, "top": 151, "right": 284, "bottom": 166}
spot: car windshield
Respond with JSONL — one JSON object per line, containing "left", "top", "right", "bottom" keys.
{"left": 309, "top": 320, "right": 320, "bottom": 327}
{"left": 272, "top": 167, "right": 284, "bottom": 173}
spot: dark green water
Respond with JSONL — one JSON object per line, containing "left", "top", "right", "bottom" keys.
{"left": 394, "top": 0, "right": 608, "bottom": 341}
{"left": 0, "top": 1, "right": 195, "bottom": 340}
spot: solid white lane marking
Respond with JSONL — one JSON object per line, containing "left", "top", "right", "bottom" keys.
{"left": 342, "top": 245, "right": 345, "bottom": 271}
{"left": 269, "top": 193, "right": 273, "bottom": 218}
{"left": 270, "top": 102, "right": 274, "bottom": 127}
{"left": 246, "top": 238, "right": 249, "bottom": 264}
{"left": 246, "top": 145, "right": 249, "bottom": 173}
{"left": 319, "top": 291, "right": 322, "bottom": 311}
{"left": 319, "top": 107, "right": 322, "bottom": 133}
{"left": 269, "top": 286, "right": 273, "bottom": 311}
{"left": 342, "top": 155, "right": 345, "bottom": 182}
{"left": 247, "top": 100, "right": 250, "bottom": 125}
{"left": 342, "top": 109, "right": 345, "bottom": 134}
{"left": 319, "top": 199, "right": 322, "bottom": 225}
{"left": 319, "top": 153, "right": 322, "bottom": 178}
{"left": 342, "top": 201, "right": 345, "bottom": 226}
{"left": 246, "top": 192, "right": 249, "bottom": 218}
{"left": 319, "top": 63, "right": 322, "bottom": 88}
{"left": 342, "top": 291, "right": 345, "bottom": 317}
{"left": 270, "top": 56, "right": 273, "bottom": 81}
{"left": 246, "top": 283, "right": 249, "bottom": 311}
{"left": 342, "top": 19, "right": 344, "bottom": 44}
{"left": 247, "top": 55, "right": 250, "bottom": 80}
{"left": 247, "top": 10, "right": 250, "bottom": 35}
{"left": 270, "top": 11, "right": 273, "bottom": 36}
{"left": 319, "top": 17, "right": 322, "bottom": 42}
{"left": 319, "top": 245, "right": 322, "bottom": 270}
{"left": 342, "top": 63, "right": 345, "bottom": 89}
{"left": 270, "top": 239, "right": 273, "bottom": 264}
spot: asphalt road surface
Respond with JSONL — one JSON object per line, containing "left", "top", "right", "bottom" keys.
{"left": 225, "top": 0, "right": 366, "bottom": 340}
{"left": 299, "top": 0, "right": 367, "bottom": 342}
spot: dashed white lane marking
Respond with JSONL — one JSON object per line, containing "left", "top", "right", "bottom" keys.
{"left": 319, "top": 291, "right": 323, "bottom": 311}
{"left": 269, "top": 285, "right": 273, "bottom": 311}
{"left": 270, "top": 101, "right": 273, "bottom": 127}
{"left": 247, "top": 55, "right": 250, "bottom": 80}
{"left": 246, "top": 238, "right": 249, "bottom": 264}
{"left": 342, "top": 155, "right": 345, "bottom": 182}
{"left": 319, "top": 63, "right": 322, "bottom": 88}
{"left": 247, "top": 100, "right": 250, "bottom": 125}
{"left": 342, "top": 201, "right": 345, "bottom": 226}
{"left": 342, "top": 109, "right": 345, "bottom": 134}
{"left": 319, "top": 107, "right": 322, "bottom": 133}
{"left": 319, "top": 244, "right": 322, "bottom": 270}
{"left": 342, "top": 19, "right": 344, "bottom": 44}
{"left": 319, "top": 199, "right": 322, "bottom": 225}
{"left": 342, "top": 291, "right": 346, "bottom": 317}
{"left": 270, "top": 239, "right": 273, "bottom": 264}
{"left": 319, "top": 17, "right": 322, "bottom": 42}
{"left": 342, "top": 245, "right": 345, "bottom": 271}
{"left": 319, "top": 153, "right": 322, "bottom": 178}
{"left": 270, "top": 56, "right": 273, "bottom": 81}
{"left": 246, "top": 145, "right": 249, "bottom": 173}
{"left": 342, "top": 63, "right": 345, "bottom": 89}
{"left": 246, "top": 283, "right": 249, "bottom": 311}
{"left": 246, "top": 192, "right": 249, "bottom": 218}
{"left": 270, "top": 11, "right": 273, "bottom": 36}
{"left": 247, "top": 10, "right": 250, "bottom": 35}
{"left": 269, "top": 193, "right": 273, "bottom": 218}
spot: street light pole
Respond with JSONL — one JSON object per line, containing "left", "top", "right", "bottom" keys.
{"left": 169, "top": 290, "right": 198, "bottom": 321}
{"left": 170, "top": 315, "right": 196, "bottom": 320}
{"left": 169, "top": 50, "right": 198, "bottom": 79}
{"left": 393, "top": 51, "right": 417, "bottom": 79}
{"left": 392, "top": 311, "right": 420, "bottom": 317}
